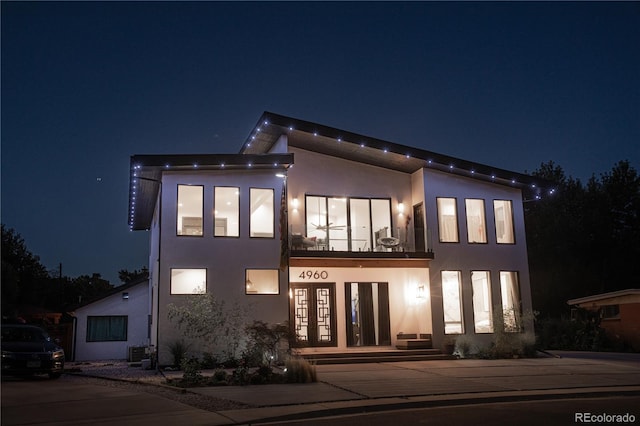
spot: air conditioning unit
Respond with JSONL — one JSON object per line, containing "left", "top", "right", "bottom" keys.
{"left": 128, "top": 346, "right": 146, "bottom": 362}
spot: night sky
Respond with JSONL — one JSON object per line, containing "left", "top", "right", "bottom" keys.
{"left": 2, "top": 2, "right": 639, "bottom": 284}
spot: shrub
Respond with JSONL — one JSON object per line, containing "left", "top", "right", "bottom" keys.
{"left": 284, "top": 357, "right": 317, "bottom": 383}
{"left": 180, "top": 356, "right": 203, "bottom": 384}
{"left": 167, "top": 340, "right": 191, "bottom": 368}
{"left": 244, "top": 320, "right": 295, "bottom": 367}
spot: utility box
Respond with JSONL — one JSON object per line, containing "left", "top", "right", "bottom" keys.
{"left": 128, "top": 346, "right": 146, "bottom": 362}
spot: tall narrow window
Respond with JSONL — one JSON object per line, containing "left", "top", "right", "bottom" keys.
{"left": 250, "top": 188, "right": 274, "bottom": 237}
{"left": 471, "top": 271, "right": 493, "bottom": 333}
{"left": 171, "top": 268, "right": 206, "bottom": 295}
{"left": 177, "top": 185, "right": 203, "bottom": 236}
{"left": 437, "top": 198, "right": 459, "bottom": 242}
{"left": 465, "top": 199, "right": 487, "bottom": 243}
{"left": 371, "top": 199, "right": 392, "bottom": 251}
{"left": 214, "top": 187, "right": 239, "bottom": 237}
{"left": 494, "top": 200, "right": 515, "bottom": 244}
{"left": 350, "top": 198, "right": 371, "bottom": 251}
{"left": 442, "top": 271, "right": 463, "bottom": 334}
{"left": 500, "top": 271, "right": 521, "bottom": 332}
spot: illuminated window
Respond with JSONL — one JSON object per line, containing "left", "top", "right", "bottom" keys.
{"left": 245, "top": 269, "right": 279, "bottom": 295}
{"left": 171, "top": 268, "right": 206, "bottom": 295}
{"left": 177, "top": 185, "right": 203, "bottom": 236}
{"left": 214, "top": 187, "right": 239, "bottom": 237}
{"left": 465, "top": 199, "right": 487, "bottom": 243}
{"left": 437, "top": 198, "right": 459, "bottom": 243}
{"left": 250, "top": 188, "right": 274, "bottom": 237}
{"left": 471, "top": 271, "right": 493, "bottom": 333}
{"left": 500, "top": 271, "right": 521, "bottom": 332}
{"left": 494, "top": 200, "right": 515, "bottom": 244}
{"left": 442, "top": 271, "right": 463, "bottom": 334}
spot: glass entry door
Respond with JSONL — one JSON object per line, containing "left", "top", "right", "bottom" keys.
{"left": 345, "top": 282, "right": 391, "bottom": 346}
{"left": 290, "top": 283, "right": 336, "bottom": 347}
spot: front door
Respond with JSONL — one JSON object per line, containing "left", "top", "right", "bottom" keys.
{"left": 290, "top": 283, "right": 337, "bottom": 347}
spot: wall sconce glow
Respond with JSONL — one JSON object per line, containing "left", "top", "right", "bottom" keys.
{"left": 291, "top": 198, "right": 299, "bottom": 209}
{"left": 417, "top": 285, "right": 426, "bottom": 299}
{"left": 398, "top": 202, "right": 405, "bottom": 214}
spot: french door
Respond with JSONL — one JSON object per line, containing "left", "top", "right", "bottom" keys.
{"left": 345, "top": 282, "right": 391, "bottom": 346}
{"left": 290, "top": 283, "right": 337, "bottom": 347}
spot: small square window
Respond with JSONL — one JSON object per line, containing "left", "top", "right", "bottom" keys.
{"left": 245, "top": 269, "right": 279, "bottom": 295}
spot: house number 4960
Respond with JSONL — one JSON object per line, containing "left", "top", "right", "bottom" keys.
{"left": 298, "top": 270, "right": 329, "bottom": 280}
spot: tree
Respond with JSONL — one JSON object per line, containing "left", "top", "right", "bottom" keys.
{"left": 118, "top": 267, "right": 149, "bottom": 285}
{"left": 1, "top": 225, "right": 50, "bottom": 316}
{"left": 525, "top": 160, "right": 640, "bottom": 318}
{"left": 167, "top": 293, "right": 248, "bottom": 360}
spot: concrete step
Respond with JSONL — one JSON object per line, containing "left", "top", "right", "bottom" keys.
{"left": 300, "top": 349, "right": 455, "bottom": 365}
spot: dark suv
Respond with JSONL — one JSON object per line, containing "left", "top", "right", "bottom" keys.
{"left": 1, "top": 324, "right": 65, "bottom": 379}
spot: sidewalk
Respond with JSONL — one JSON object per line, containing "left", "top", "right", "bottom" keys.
{"left": 75, "top": 353, "right": 640, "bottom": 425}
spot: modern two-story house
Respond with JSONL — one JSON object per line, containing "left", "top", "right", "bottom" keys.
{"left": 128, "top": 112, "right": 551, "bottom": 365}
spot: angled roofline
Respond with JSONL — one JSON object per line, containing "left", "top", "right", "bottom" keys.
{"left": 128, "top": 153, "right": 293, "bottom": 231}
{"left": 241, "top": 111, "right": 556, "bottom": 197}
{"left": 567, "top": 289, "right": 640, "bottom": 306}
{"left": 71, "top": 278, "right": 150, "bottom": 311}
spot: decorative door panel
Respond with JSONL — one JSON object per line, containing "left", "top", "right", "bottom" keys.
{"left": 290, "top": 283, "right": 336, "bottom": 347}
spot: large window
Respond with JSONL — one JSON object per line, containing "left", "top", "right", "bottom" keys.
{"left": 250, "top": 188, "right": 274, "bottom": 237}
{"left": 437, "top": 198, "right": 459, "bottom": 243}
{"left": 442, "top": 271, "right": 463, "bottom": 334}
{"left": 471, "top": 271, "right": 493, "bottom": 333}
{"left": 87, "top": 316, "right": 127, "bottom": 342}
{"left": 177, "top": 185, "right": 203, "bottom": 236}
{"left": 494, "top": 200, "right": 515, "bottom": 244}
{"left": 245, "top": 269, "right": 279, "bottom": 295}
{"left": 214, "top": 187, "right": 239, "bottom": 237}
{"left": 500, "top": 271, "right": 521, "bottom": 332}
{"left": 465, "top": 199, "right": 487, "bottom": 243}
{"left": 171, "top": 268, "right": 206, "bottom": 294}
{"left": 305, "top": 195, "right": 391, "bottom": 251}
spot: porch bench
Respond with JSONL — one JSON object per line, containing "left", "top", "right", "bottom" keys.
{"left": 395, "top": 333, "right": 432, "bottom": 350}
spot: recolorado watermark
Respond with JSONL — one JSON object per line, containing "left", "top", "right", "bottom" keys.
{"left": 575, "top": 412, "right": 636, "bottom": 423}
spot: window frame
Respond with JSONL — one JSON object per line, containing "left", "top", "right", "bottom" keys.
{"left": 442, "top": 270, "right": 464, "bottom": 335}
{"left": 465, "top": 199, "right": 488, "bottom": 244}
{"left": 493, "top": 199, "right": 516, "bottom": 244}
{"left": 436, "top": 197, "right": 460, "bottom": 243}
{"left": 249, "top": 187, "right": 275, "bottom": 238}
{"left": 214, "top": 186, "right": 240, "bottom": 238}
{"left": 245, "top": 268, "right": 280, "bottom": 295}
{"left": 499, "top": 271, "right": 522, "bottom": 332}
{"left": 86, "top": 315, "right": 128, "bottom": 342}
{"left": 176, "top": 184, "right": 204, "bottom": 237}
{"left": 471, "top": 270, "right": 493, "bottom": 333}
{"left": 170, "top": 268, "right": 207, "bottom": 295}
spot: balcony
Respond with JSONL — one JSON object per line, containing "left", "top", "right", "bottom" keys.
{"left": 289, "top": 225, "right": 434, "bottom": 260}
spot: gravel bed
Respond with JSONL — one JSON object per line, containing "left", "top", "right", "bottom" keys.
{"left": 65, "top": 361, "right": 252, "bottom": 412}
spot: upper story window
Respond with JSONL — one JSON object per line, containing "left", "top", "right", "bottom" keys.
{"left": 177, "top": 185, "right": 203, "bottom": 236}
{"left": 250, "top": 188, "right": 274, "bottom": 238}
{"left": 494, "top": 200, "right": 515, "bottom": 244}
{"left": 305, "top": 195, "right": 391, "bottom": 251}
{"left": 465, "top": 199, "right": 487, "bottom": 243}
{"left": 214, "top": 187, "right": 240, "bottom": 237}
{"left": 437, "top": 198, "right": 459, "bottom": 243}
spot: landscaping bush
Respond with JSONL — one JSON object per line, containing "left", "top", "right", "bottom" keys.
{"left": 166, "top": 339, "right": 191, "bottom": 368}
{"left": 284, "top": 357, "right": 317, "bottom": 383}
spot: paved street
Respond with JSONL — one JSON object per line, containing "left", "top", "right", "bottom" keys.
{"left": 2, "top": 353, "right": 639, "bottom": 425}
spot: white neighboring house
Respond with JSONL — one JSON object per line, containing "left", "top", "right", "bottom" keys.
{"left": 72, "top": 279, "right": 150, "bottom": 361}
{"left": 128, "top": 112, "right": 554, "bottom": 365}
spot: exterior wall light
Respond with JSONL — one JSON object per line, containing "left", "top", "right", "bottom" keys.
{"left": 398, "top": 202, "right": 405, "bottom": 214}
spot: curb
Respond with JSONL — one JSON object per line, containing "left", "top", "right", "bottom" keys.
{"left": 243, "top": 386, "right": 640, "bottom": 424}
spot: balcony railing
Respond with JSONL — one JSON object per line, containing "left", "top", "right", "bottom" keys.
{"left": 289, "top": 225, "right": 432, "bottom": 255}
